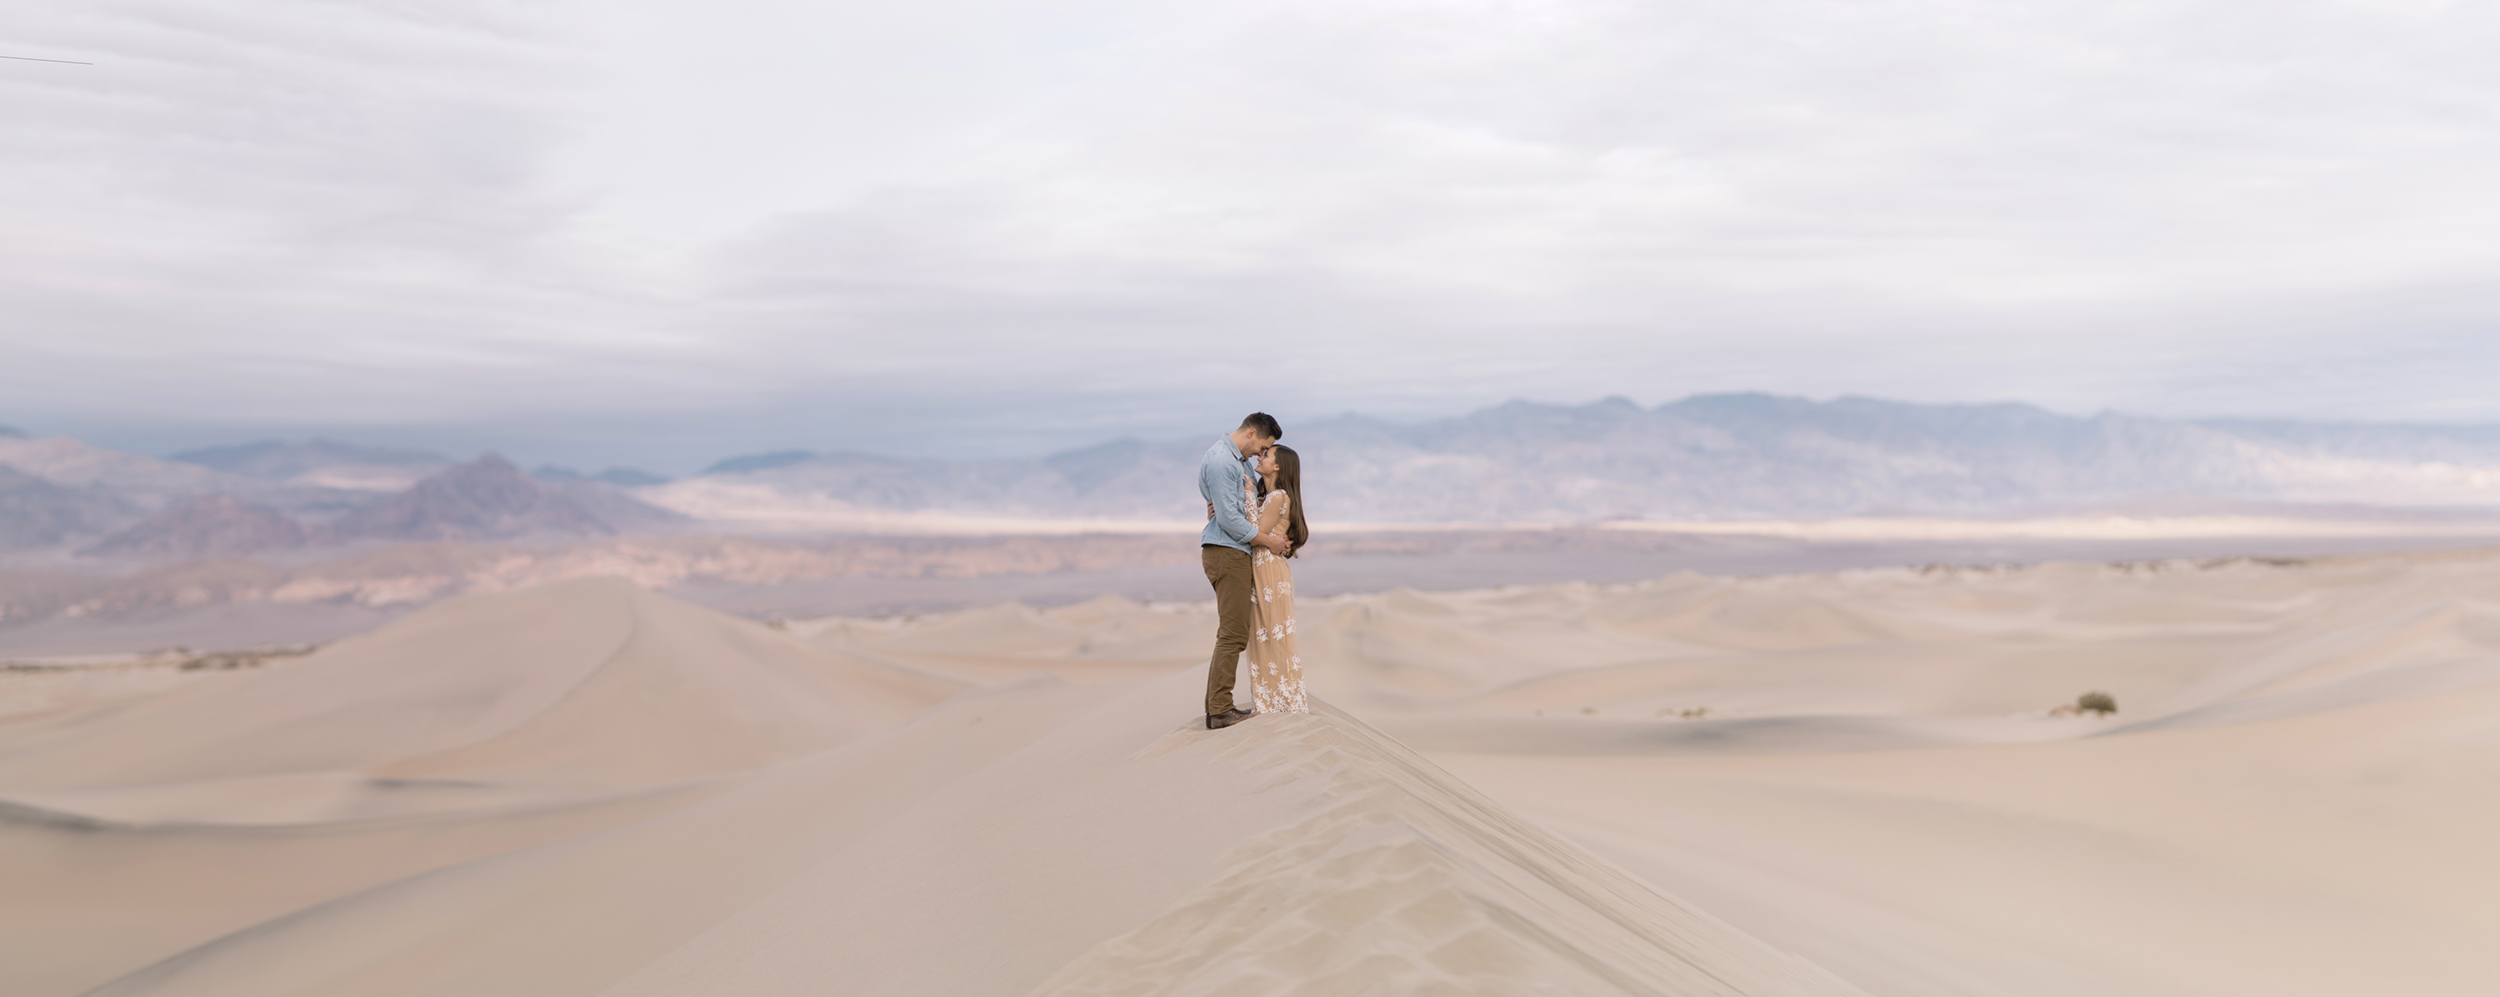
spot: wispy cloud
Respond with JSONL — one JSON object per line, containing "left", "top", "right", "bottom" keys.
{"left": 5, "top": 0, "right": 2499, "bottom": 468}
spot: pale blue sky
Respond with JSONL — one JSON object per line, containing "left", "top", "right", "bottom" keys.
{"left": 5, "top": 0, "right": 2499, "bottom": 471}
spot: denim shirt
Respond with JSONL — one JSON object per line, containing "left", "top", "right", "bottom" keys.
{"left": 1198, "top": 438, "right": 1258, "bottom": 554}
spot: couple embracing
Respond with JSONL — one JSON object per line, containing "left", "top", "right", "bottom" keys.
{"left": 1198, "top": 412, "right": 1310, "bottom": 730}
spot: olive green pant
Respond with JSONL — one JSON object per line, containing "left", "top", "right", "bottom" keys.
{"left": 1202, "top": 544, "right": 1254, "bottom": 715}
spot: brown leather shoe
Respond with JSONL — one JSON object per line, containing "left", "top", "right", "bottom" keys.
{"left": 1206, "top": 708, "right": 1255, "bottom": 730}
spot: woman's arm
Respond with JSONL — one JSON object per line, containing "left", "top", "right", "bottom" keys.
{"left": 1250, "top": 493, "right": 1292, "bottom": 551}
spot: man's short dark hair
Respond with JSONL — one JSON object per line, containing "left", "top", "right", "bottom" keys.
{"left": 1240, "top": 412, "right": 1283, "bottom": 441}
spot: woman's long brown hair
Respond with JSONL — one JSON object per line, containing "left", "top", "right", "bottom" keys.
{"left": 1271, "top": 445, "right": 1309, "bottom": 556}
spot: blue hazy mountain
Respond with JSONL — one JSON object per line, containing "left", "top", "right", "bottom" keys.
{"left": 169, "top": 439, "right": 455, "bottom": 480}
{"left": 532, "top": 465, "right": 672, "bottom": 487}
{"left": 0, "top": 465, "right": 139, "bottom": 549}
{"left": 700, "top": 450, "right": 817, "bottom": 476}
{"left": 323, "top": 455, "right": 687, "bottom": 543}
{"left": 13, "top": 395, "right": 2500, "bottom": 553}
{"left": 672, "top": 394, "right": 2500, "bottom": 522}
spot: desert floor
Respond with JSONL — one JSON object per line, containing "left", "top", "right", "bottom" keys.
{"left": 14, "top": 522, "right": 2500, "bottom": 657}
{"left": 6, "top": 545, "right": 2498, "bottom": 995}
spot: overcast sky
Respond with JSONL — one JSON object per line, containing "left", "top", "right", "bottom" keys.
{"left": 6, "top": 0, "right": 2500, "bottom": 471}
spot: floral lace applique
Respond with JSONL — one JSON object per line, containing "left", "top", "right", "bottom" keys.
{"left": 1245, "top": 487, "right": 1307, "bottom": 713}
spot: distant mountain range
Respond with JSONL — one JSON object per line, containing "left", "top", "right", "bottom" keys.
{"left": 650, "top": 394, "right": 2500, "bottom": 526}
{"left": 78, "top": 494, "right": 308, "bottom": 558}
{"left": 0, "top": 465, "right": 136, "bottom": 549}
{"left": 0, "top": 434, "right": 687, "bottom": 556}
{"left": 532, "top": 465, "right": 672, "bottom": 487}
{"left": 170, "top": 439, "right": 455, "bottom": 490}
{"left": 8, "top": 394, "right": 2500, "bottom": 558}
{"left": 165, "top": 438, "right": 671, "bottom": 492}
{"left": 318, "top": 455, "right": 684, "bottom": 544}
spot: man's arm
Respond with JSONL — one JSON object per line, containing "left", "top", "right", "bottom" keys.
{"left": 1201, "top": 456, "right": 1258, "bottom": 544}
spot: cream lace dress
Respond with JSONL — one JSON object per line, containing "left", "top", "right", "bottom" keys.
{"left": 1244, "top": 480, "right": 1308, "bottom": 713}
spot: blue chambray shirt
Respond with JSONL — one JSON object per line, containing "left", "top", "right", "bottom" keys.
{"left": 1198, "top": 437, "right": 1258, "bottom": 554}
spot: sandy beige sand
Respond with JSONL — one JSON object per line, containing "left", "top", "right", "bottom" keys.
{"left": 8, "top": 549, "right": 2498, "bottom": 994}
{"left": 2, "top": 577, "right": 1858, "bottom": 997}
{"left": 794, "top": 549, "right": 2500, "bottom": 995}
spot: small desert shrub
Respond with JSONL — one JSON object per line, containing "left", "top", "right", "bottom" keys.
{"left": 2076, "top": 690, "right": 2117, "bottom": 716}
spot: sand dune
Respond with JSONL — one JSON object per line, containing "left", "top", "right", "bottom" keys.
{"left": 795, "top": 548, "right": 2500, "bottom": 995}
{"left": 5, "top": 578, "right": 1862, "bottom": 997}
{"left": 11, "top": 548, "right": 2500, "bottom": 994}
{"left": 75, "top": 680, "right": 1858, "bottom": 997}
{"left": 1435, "top": 685, "right": 2500, "bottom": 996}
{"left": 0, "top": 578, "right": 960, "bottom": 813}
{"left": 806, "top": 552, "right": 2500, "bottom": 730}
{"left": 0, "top": 579, "right": 965, "bottom": 996}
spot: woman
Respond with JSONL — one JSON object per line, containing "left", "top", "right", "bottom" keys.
{"left": 1242, "top": 443, "right": 1310, "bottom": 713}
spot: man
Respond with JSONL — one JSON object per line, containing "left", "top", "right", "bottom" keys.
{"left": 1200, "top": 412, "right": 1289, "bottom": 730}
